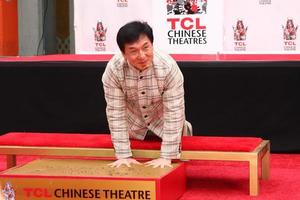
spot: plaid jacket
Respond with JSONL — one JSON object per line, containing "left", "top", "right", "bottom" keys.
{"left": 102, "top": 50, "right": 185, "bottom": 159}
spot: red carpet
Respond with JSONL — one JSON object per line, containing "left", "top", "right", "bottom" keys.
{"left": 181, "top": 154, "right": 300, "bottom": 200}
{"left": 0, "top": 154, "right": 299, "bottom": 199}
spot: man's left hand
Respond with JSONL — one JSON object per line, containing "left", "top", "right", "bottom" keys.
{"left": 144, "top": 158, "right": 172, "bottom": 168}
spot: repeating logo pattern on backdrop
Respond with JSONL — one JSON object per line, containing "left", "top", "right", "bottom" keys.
{"left": 282, "top": 19, "right": 298, "bottom": 51}
{"left": 93, "top": 21, "right": 107, "bottom": 51}
{"left": 166, "top": 0, "right": 208, "bottom": 46}
{"left": 233, "top": 19, "right": 247, "bottom": 51}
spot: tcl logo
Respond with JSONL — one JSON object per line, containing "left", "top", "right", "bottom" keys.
{"left": 284, "top": 41, "right": 296, "bottom": 45}
{"left": 235, "top": 42, "right": 246, "bottom": 46}
{"left": 23, "top": 188, "right": 52, "bottom": 198}
{"left": 167, "top": 18, "right": 206, "bottom": 30}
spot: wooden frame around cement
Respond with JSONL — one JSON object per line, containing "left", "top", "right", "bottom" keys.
{"left": 0, "top": 140, "right": 270, "bottom": 196}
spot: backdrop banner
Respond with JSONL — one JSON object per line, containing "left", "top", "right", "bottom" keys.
{"left": 73, "top": 0, "right": 221, "bottom": 54}
{"left": 151, "top": 0, "right": 222, "bottom": 54}
{"left": 74, "top": 0, "right": 152, "bottom": 54}
{"left": 223, "top": 0, "right": 300, "bottom": 53}
{"left": 73, "top": 0, "right": 300, "bottom": 54}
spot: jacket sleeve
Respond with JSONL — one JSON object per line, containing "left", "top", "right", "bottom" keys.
{"left": 160, "top": 63, "right": 185, "bottom": 159}
{"left": 102, "top": 63, "right": 132, "bottom": 159}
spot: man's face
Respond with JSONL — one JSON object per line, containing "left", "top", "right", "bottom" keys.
{"left": 123, "top": 34, "right": 154, "bottom": 71}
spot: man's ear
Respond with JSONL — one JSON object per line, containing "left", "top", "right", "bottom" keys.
{"left": 122, "top": 51, "right": 128, "bottom": 60}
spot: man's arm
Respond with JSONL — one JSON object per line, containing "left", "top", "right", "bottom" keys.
{"left": 146, "top": 62, "right": 184, "bottom": 168}
{"left": 102, "top": 66, "right": 142, "bottom": 167}
{"left": 161, "top": 62, "right": 185, "bottom": 160}
{"left": 102, "top": 63, "right": 132, "bottom": 159}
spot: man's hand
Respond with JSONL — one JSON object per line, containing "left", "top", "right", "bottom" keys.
{"left": 145, "top": 158, "right": 172, "bottom": 168}
{"left": 108, "top": 158, "right": 142, "bottom": 168}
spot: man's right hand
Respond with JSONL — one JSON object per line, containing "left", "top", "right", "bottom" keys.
{"left": 108, "top": 158, "right": 142, "bottom": 168}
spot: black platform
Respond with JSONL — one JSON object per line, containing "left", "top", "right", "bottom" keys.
{"left": 1, "top": 58, "right": 300, "bottom": 153}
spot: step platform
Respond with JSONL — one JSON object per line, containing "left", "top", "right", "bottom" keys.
{"left": 0, "top": 159, "right": 186, "bottom": 200}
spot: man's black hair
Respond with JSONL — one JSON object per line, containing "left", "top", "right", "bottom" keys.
{"left": 116, "top": 21, "right": 153, "bottom": 53}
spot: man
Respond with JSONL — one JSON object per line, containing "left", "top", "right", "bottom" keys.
{"left": 102, "top": 21, "right": 192, "bottom": 168}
